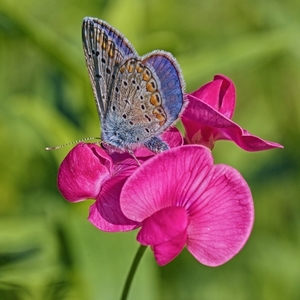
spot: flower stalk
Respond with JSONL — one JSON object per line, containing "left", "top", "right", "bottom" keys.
{"left": 120, "top": 245, "right": 147, "bottom": 300}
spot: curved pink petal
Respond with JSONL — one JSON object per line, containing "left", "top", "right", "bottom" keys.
{"left": 151, "top": 230, "right": 187, "bottom": 266}
{"left": 137, "top": 206, "right": 188, "bottom": 266}
{"left": 58, "top": 143, "right": 113, "bottom": 202}
{"left": 186, "top": 163, "right": 254, "bottom": 266}
{"left": 183, "top": 94, "right": 283, "bottom": 151}
{"left": 181, "top": 115, "right": 216, "bottom": 149}
{"left": 89, "top": 199, "right": 138, "bottom": 232}
{"left": 88, "top": 156, "right": 141, "bottom": 232}
{"left": 121, "top": 145, "right": 213, "bottom": 221}
{"left": 121, "top": 145, "right": 254, "bottom": 266}
{"left": 190, "top": 74, "right": 235, "bottom": 119}
{"left": 137, "top": 206, "right": 188, "bottom": 244}
{"left": 161, "top": 127, "right": 184, "bottom": 148}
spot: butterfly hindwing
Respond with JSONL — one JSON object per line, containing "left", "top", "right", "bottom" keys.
{"left": 142, "top": 51, "right": 185, "bottom": 132}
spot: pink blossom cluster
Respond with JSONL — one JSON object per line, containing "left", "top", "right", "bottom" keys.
{"left": 58, "top": 75, "right": 282, "bottom": 266}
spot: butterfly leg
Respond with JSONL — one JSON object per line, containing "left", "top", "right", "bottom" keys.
{"left": 127, "top": 149, "right": 141, "bottom": 166}
{"left": 144, "top": 137, "right": 169, "bottom": 153}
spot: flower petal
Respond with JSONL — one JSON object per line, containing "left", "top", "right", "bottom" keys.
{"left": 121, "top": 145, "right": 254, "bottom": 266}
{"left": 190, "top": 74, "right": 235, "bottom": 119}
{"left": 137, "top": 206, "right": 188, "bottom": 245}
{"left": 120, "top": 145, "right": 212, "bottom": 222}
{"left": 58, "top": 143, "right": 112, "bottom": 202}
{"left": 186, "top": 163, "right": 254, "bottom": 266}
{"left": 88, "top": 199, "right": 138, "bottom": 232}
{"left": 161, "top": 127, "right": 184, "bottom": 148}
{"left": 137, "top": 206, "right": 188, "bottom": 266}
{"left": 151, "top": 231, "right": 187, "bottom": 266}
{"left": 183, "top": 94, "right": 283, "bottom": 151}
{"left": 89, "top": 156, "right": 141, "bottom": 231}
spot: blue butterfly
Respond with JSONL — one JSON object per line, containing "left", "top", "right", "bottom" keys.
{"left": 82, "top": 17, "right": 185, "bottom": 153}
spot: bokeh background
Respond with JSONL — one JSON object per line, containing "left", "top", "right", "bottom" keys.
{"left": 0, "top": 0, "right": 298, "bottom": 299}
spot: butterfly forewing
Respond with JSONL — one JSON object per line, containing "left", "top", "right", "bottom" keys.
{"left": 82, "top": 17, "right": 137, "bottom": 119}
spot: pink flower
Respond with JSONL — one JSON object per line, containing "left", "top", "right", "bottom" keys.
{"left": 120, "top": 145, "right": 254, "bottom": 266}
{"left": 58, "top": 128, "right": 184, "bottom": 232}
{"left": 182, "top": 75, "right": 283, "bottom": 151}
{"left": 58, "top": 142, "right": 139, "bottom": 231}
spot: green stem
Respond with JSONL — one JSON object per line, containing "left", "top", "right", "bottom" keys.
{"left": 120, "top": 245, "right": 147, "bottom": 300}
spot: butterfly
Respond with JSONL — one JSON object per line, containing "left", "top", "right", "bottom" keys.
{"left": 82, "top": 17, "right": 185, "bottom": 153}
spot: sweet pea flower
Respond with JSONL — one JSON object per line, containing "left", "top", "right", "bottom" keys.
{"left": 58, "top": 128, "right": 183, "bottom": 232}
{"left": 58, "top": 142, "right": 139, "bottom": 231}
{"left": 182, "top": 75, "right": 283, "bottom": 151}
{"left": 120, "top": 145, "right": 254, "bottom": 266}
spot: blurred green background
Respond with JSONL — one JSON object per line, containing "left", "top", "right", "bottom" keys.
{"left": 0, "top": 0, "right": 298, "bottom": 299}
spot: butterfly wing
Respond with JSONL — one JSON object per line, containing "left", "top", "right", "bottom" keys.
{"left": 82, "top": 17, "right": 137, "bottom": 119}
{"left": 101, "top": 51, "right": 185, "bottom": 151}
{"left": 82, "top": 17, "right": 185, "bottom": 152}
{"left": 142, "top": 51, "right": 185, "bottom": 132}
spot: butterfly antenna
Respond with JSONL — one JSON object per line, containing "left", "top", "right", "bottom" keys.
{"left": 45, "top": 137, "right": 101, "bottom": 151}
